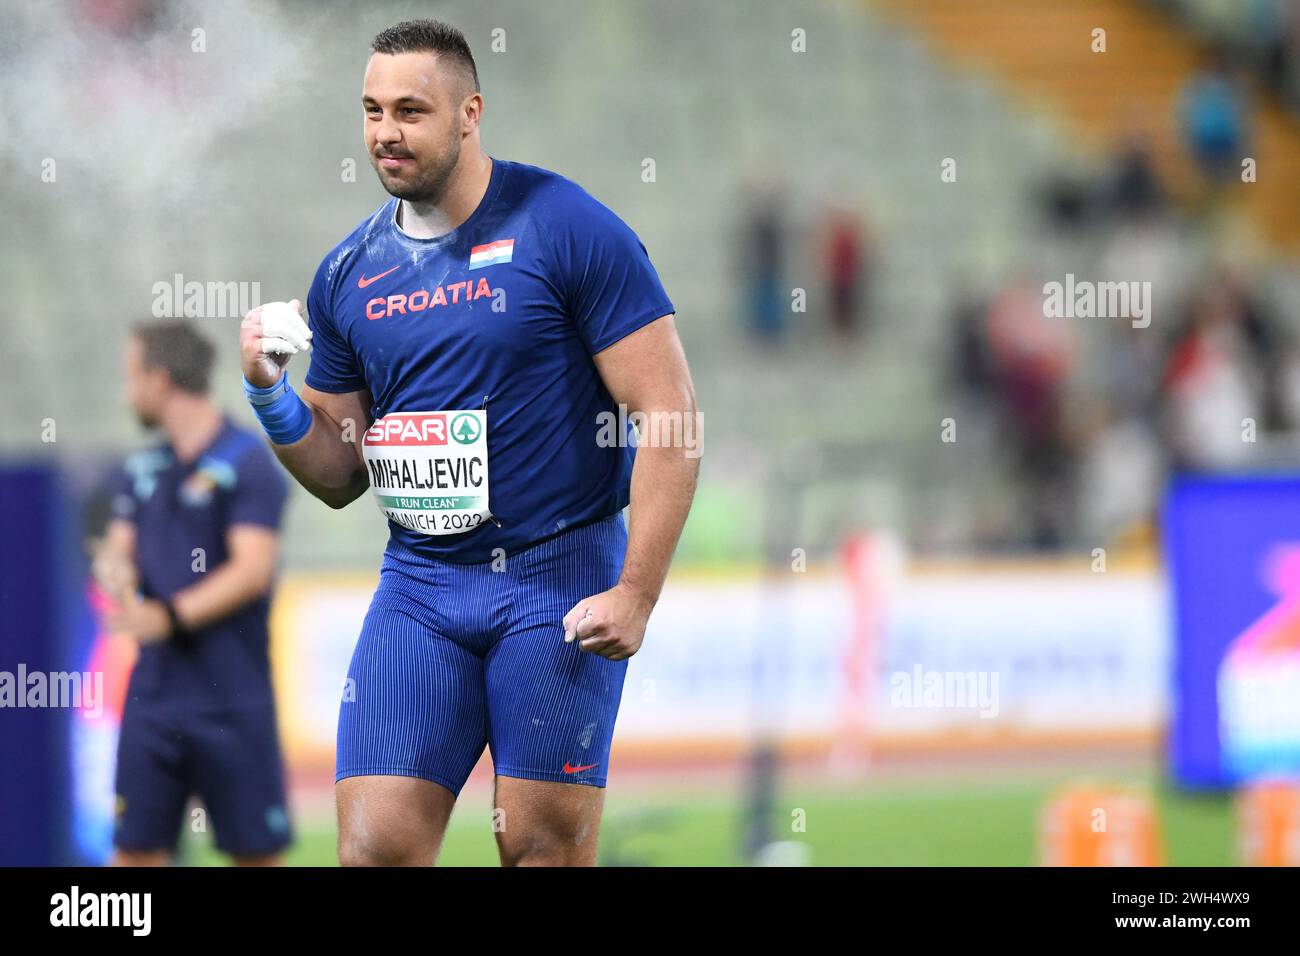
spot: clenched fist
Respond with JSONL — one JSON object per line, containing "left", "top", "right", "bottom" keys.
{"left": 562, "top": 583, "right": 655, "bottom": 661}
{"left": 240, "top": 299, "right": 313, "bottom": 388}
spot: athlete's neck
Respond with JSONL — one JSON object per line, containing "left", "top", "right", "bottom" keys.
{"left": 160, "top": 395, "right": 224, "bottom": 464}
{"left": 397, "top": 151, "right": 493, "bottom": 240}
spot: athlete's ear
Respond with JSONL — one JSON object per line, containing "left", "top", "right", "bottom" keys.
{"left": 461, "top": 90, "right": 483, "bottom": 134}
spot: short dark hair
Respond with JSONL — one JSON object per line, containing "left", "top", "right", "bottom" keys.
{"left": 371, "top": 19, "right": 479, "bottom": 94}
{"left": 132, "top": 321, "right": 215, "bottom": 395}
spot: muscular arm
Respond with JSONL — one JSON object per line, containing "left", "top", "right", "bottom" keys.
{"left": 592, "top": 314, "right": 701, "bottom": 609}
{"left": 268, "top": 385, "right": 372, "bottom": 510}
{"left": 564, "top": 314, "right": 699, "bottom": 658}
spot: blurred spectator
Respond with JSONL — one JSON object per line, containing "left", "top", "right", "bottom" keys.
{"left": 950, "top": 281, "right": 995, "bottom": 401}
{"left": 738, "top": 182, "right": 789, "bottom": 345}
{"left": 1076, "top": 402, "right": 1163, "bottom": 545}
{"left": 1108, "top": 129, "right": 1166, "bottom": 221}
{"left": 984, "top": 280, "right": 1078, "bottom": 548}
{"left": 1259, "top": 0, "right": 1300, "bottom": 110}
{"left": 820, "top": 203, "right": 872, "bottom": 339}
{"left": 1159, "top": 278, "right": 1264, "bottom": 469}
{"left": 1039, "top": 171, "right": 1094, "bottom": 232}
{"left": 1178, "top": 47, "right": 1250, "bottom": 186}
{"left": 1220, "top": 265, "right": 1290, "bottom": 430}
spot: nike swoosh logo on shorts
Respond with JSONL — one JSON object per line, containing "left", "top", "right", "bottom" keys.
{"left": 357, "top": 265, "right": 400, "bottom": 288}
{"left": 563, "top": 761, "right": 598, "bottom": 774}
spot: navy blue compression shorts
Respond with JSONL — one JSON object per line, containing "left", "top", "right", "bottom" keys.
{"left": 336, "top": 511, "right": 630, "bottom": 794}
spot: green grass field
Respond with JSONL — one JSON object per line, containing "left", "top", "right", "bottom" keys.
{"left": 182, "top": 772, "right": 1240, "bottom": 866}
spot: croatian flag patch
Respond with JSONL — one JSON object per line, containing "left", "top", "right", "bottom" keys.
{"left": 469, "top": 238, "right": 515, "bottom": 270}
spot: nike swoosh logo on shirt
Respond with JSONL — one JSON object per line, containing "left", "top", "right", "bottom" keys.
{"left": 357, "top": 265, "right": 400, "bottom": 288}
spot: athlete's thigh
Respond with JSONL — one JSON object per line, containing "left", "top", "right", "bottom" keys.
{"left": 337, "top": 600, "right": 489, "bottom": 796}
{"left": 485, "top": 625, "right": 622, "bottom": 866}
{"left": 485, "top": 515, "right": 629, "bottom": 825}
{"left": 336, "top": 774, "right": 457, "bottom": 866}
{"left": 485, "top": 618, "right": 628, "bottom": 786}
{"left": 483, "top": 518, "right": 629, "bottom": 866}
{"left": 492, "top": 775, "right": 606, "bottom": 866}
{"left": 336, "top": 599, "right": 489, "bottom": 864}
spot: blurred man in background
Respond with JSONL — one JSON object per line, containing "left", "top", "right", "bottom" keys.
{"left": 94, "top": 321, "right": 292, "bottom": 866}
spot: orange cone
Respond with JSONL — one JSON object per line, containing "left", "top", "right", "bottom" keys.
{"left": 1236, "top": 779, "right": 1300, "bottom": 866}
{"left": 1039, "top": 783, "right": 1163, "bottom": 866}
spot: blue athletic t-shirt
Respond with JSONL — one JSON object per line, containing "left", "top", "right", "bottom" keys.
{"left": 303, "top": 158, "right": 675, "bottom": 563}
{"left": 111, "top": 418, "right": 288, "bottom": 710}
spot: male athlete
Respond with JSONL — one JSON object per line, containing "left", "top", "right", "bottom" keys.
{"left": 239, "top": 19, "right": 700, "bottom": 866}
{"left": 97, "top": 321, "right": 292, "bottom": 865}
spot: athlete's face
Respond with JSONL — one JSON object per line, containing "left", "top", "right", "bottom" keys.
{"left": 363, "top": 52, "right": 470, "bottom": 203}
{"left": 124, "top": 337, "right": 166, "bottom": 429}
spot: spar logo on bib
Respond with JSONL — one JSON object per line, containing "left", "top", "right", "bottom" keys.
{"left": 364, "top": 413, "right": 450, "bottom": 446}
{"left": 450, "top": 413, "right": 481, "bottom": 445}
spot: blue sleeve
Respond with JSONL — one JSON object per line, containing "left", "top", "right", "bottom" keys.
{"left": 304, "top": 255, "right": 366, "bottom": 393}
{"left": 554, "top": 192, "right": 675, "bottom": 355}
{"left": 227, "top": 442, "right": 289, "bottom": 531}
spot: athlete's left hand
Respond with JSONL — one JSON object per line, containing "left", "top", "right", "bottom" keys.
{"left": 563, "top": 584, "right": 654, "bottom": 660}
{"left": 105, "top": 596, "right": 172, "bottom": 645}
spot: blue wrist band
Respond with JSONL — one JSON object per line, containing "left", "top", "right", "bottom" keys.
{"left": 244, "top": 372, "right": 313, "bottom": 445}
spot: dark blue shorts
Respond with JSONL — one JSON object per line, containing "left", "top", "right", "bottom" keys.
{"left": 114, "top": 700, "right": 292, "bottom": 856}
{"left": 336, "top": 511, "right": 629, "bottom": 794}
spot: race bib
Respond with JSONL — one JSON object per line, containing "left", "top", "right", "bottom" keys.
{"left": 361, "top": 410, "right": 490, "bottom": 536}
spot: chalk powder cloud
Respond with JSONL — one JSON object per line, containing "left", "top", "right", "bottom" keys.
{"left": 0, "top": 0, "right": 308, "bottom": 212}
